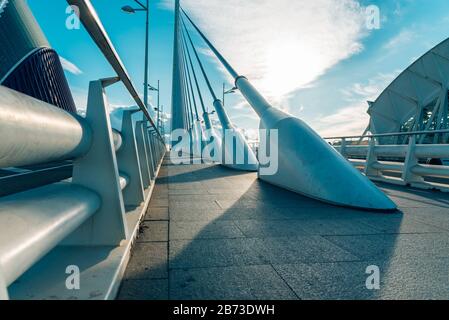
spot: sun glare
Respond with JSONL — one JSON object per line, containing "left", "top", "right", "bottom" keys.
{"left": 261, "top": 42, "right": 325, "bottom": 100}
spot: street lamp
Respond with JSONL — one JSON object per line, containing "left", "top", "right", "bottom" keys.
{"left": 148, "top": 80, "right": 160, "bottom": 130}
{"left": 121, "top": 0, "right": 150, "bottom": 113}
{"left": 222, "top": 82, "right": 237, "bottom": 107}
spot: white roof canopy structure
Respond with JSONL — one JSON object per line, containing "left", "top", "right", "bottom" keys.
{"left": 368, "top": 38, "right": 449, "bottom": 143}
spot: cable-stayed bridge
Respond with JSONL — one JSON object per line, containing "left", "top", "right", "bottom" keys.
{"left": 1, "top": 0, "right": 449, "bottom": 300}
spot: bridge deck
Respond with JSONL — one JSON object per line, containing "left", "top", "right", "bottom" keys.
{"left": 118, "top": 156, "right": 449, "bottom": 300}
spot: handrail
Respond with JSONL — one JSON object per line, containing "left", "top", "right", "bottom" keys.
{"left": 0, "top": 86, "right": 91, "bottom": 168}
{"left": 0, "top": 183, "right": 101, "bottom": 286}
{"left": 328, "top": 130, "right": 449, "bottom": 191}
{"left": 324, "top": 129, "right": 449, "bottom": 140}
{"left": 66, "top": 0, "right": 164, "bottom": 143}
{"left": 0, "top": 85, "right": 124, "bottom": 168}
{"left": 0, "top": 75, "right": 167, "bottom": 299}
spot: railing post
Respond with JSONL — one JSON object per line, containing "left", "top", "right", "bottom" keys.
{"left": 152, "top": 131, "right": 159, "bottom": 168}
{"left": 194, "top": 120, "right": 204, "bottom": 162}
{"left": 402, "top": 135, "right": 424, "bottom": 185}
{"left": 158, "top": 133, "right": 163, "bottom": 162}
{"left": 116, "top": 110, "right": 145, "bottom": 206}
{"left": 135, "top": 121, "right": 151, "bottom": 187}
{"left": 365, "top": 137, "right": 381, "bottom": 178}
{"left": 0, "top": 269, "right": 8, "bottom": 300}
{"left": 340, "top": 138, "right": 347, "bottom": 158}
{"left": 152, "top": 131, "right": 161, "bottom": 165}
{"left": 65, "top": 77, "right": 128, "bottom": 245}
{"left": 159, "top": 141, "right": 164, "bottom": 163}
{"left": 145, "top": 127, "right": 156, "bottom": 179}
{"left": 188, "top": 128, "right": 195, "bottom": 163}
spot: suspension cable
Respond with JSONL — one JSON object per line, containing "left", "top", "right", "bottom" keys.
{"left": 179, "top": 36, "right": 195, "bottom": 128}
{"left": 180, "top": 31, "right": 201, "bottom": 121}
{"left": 177, "top": 24, "right": 191, "bottom": 129}
{"left": 180, "top": 15, "right": 218, "bottom": 102}
{"left": 180, "top": 22, "right": 208, "bottom": 115}
{"left": 181, "top": 8, "right": 239, "bottom": 80}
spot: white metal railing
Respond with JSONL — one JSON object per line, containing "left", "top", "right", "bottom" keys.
{"left": 0, "top": 0, "right": 167, "bottom": 300}
{"left": 324, "top": 130, "right": 449, "bottom": 191}
{"left": 0, "top": 79, "right": 166, "bottom": 300}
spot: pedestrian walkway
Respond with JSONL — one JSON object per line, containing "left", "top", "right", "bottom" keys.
{"left": 118, "top": 156, "right": 449, "bottom": 300}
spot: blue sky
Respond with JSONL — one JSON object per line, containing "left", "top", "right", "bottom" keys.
{"left": 28, "top": 0, "right": 449, "bottom": 138}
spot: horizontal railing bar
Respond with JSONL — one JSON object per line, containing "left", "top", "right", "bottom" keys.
{"left": 372, "top": 145, "right": 407, "bottom": 157}
{"left": 0, "top": 164, "right": 73, "bottom": 197}
{"left": 412, "top": 164, "right": 449, "bottom": 178}
{"left": 414, "top": 145, "right": 449, "bottom": 158}
{"left": 371, "top": 161, "right": 404, "bottom": 172}
{"left": 0, "top": 86, "right": 92, "bottom": 168}
{"left": 0, "top": 182, "right": 101, "bottom": 286}
{"left": 349, "top": 159, "right": 366, "bottom": 166}
{"left": 324, "top": 129, "right": 449, "bottom": 140}
{"left": 343, "top": 145, "right": 406, "bottom": 158}
{"left": 350, "top": 159, "right": 449, "bottom": 179}
{"left": 340, "top": 144, "right": 449, "bottom": 159}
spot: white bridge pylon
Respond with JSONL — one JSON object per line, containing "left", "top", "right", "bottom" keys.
{"left": 179, "top": 6, "right": 397, "bottom": 211}
{"left": 171, "top": 0, "right": 258, "bottom": 171}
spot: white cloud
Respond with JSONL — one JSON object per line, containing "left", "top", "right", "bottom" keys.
{"left": 59, "top": 56, "right": 83, "bottom": 75}
{"left": 341, "top": 70, "right": 401, "bottom": 102}
{"left": 71, "top": 87, "right": 129, "bottom": 115}
{"left": 167, "top": 0, "right": 368, "bottom": 102}
{"left": 383, "top": 30, "right": 415, "bottom": 51}
{"left": 312, "top": 70, "right": 401, "bottom": 137}
{"left": 311, "top": 103, "right": 370, "bottom": 137}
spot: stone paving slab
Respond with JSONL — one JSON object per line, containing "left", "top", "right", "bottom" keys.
{"left": 169, "top": 238, "right": 268, "bottom": 269}
{"left": 169, "top": 220, "right": 245, "bottom": 240}
{"left": 119, "top": 158, "right": 449, "bottom": 300}
{"left": 170, "top": 265, "right": 298, "bottom": 300}
{"left": 325, "top": 233, "right": 449, "bottom": 261}
{"left": 169, "top": 200, "right": 222, "bottom": 210}
{"left": 124, "top": 242, "right": 168, "bottom": 280}
{"left": 273, "top": 257, "right": 449, "bottom": 300}
{"left": 355, "top": 215, "right": 447, "bottom": 234}
{"left": 138, "top": 221, "right": 169, "bottom": 242}
{"left": 118, "top": 279, "right": 168, "bottom": 300}
{"left": 400, "top": 207, "right": 449, "bottom": 231}
{"left": 234, "top": 220, "right": 312, "bottom": 238}
{"left": 169, "top": 208, "right": 224, "bottom": 222}
{"left": 145, "top": 207, "right": 169, "bottom": 221}
{"left": 149, "top": 198, "right": 169, "bottom": 208}
{"left": 250, "top": 236, "right": 359, "bottom": 264}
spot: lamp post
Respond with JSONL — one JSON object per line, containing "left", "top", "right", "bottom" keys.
{"left": 149, "top": 80, "right": 160, "bottom": 130}
{"left": 222, "top": 82, "right": 237, "bottom": 107}
{"left": 122, "top": 0, "right": 150, "bottom": 112}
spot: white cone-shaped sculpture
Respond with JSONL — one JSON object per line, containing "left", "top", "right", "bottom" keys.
{"left": 194, "top": 120, "right": 205, "bottom": 157}
{"left": 213, "top": 99, "right": 259, "bottom": 172}
{"left": 238, "top": 77, "right": 396, "bottom": 210}
{"left": 187, "top": 127, "right": 195, "bottom": 160}
{"left": 202, "top": 112, "right": 222, "bottom": 163}
{"left": 181, "top": 11, "right": 395, "bottom": 210}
